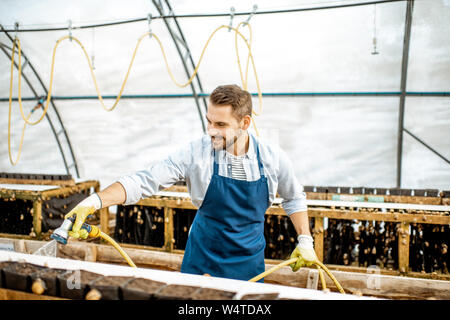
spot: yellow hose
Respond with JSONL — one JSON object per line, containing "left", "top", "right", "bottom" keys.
{"left": 94, "top": 226, "right": 341, "bottom": 293}
{"left": 7, "top": 38, "right": 34, "bottom": 165}
{"left": 7, "top": 24, "right": 262, "bottom": 166}
{"left": 249, "top": 257, "right": 297, "bottom": 282}
{"left": 234, "top": 22, "right": 262, "bottom": 117}
{"left": 317, "top": 264, "right": 327, "bottom": 291}
{"left": 98, "top": 232, "right": 343, "bottom": 294}
{"left": 99, "top": 231, "right": 136, "bottom": 268}
{"left": 249, "top": 257, "right": 345, "bottom": 294}
{"left": 314, "top": 260, "right": 345, "bottom": 294}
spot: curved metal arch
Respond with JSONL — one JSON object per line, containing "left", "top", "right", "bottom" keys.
{"left": 0, "top": 25, "right": 80, "bottom": 178}
{"left": 152, "top": 0, "right": 208, "bottom": 133}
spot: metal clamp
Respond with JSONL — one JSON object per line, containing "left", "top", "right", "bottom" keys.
{"left": 228, "top": 7, "right": 235, "bottom": 32}
{"left": 243, "top": 4, "right": 258, "bottom": 26}
{"left": 147, "top": 14, "right": 153, "bottom": 38}
{"left": 68, "top": 19, "right": 73, "bottom": 41}
{"left": 14, "top": 22, "right": 19, "bottom": 40}
{"left": 372, "top": 37, "right": 379, "bottom": 55}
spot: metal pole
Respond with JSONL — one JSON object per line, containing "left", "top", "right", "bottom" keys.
{"left": 404, "top": 128, "right": 450, "bottom": 165}
{"left": 152, "top": 0, "right": 207, "bottom": 133}
{"left": 2, "top": 91, "right": 450, "bottom": 102}
{"left": 397, "top": 0, "right": 414, "bottom": 188}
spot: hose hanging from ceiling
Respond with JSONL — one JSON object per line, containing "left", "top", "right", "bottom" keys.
{"left": 7, "top": 22, "right": 262, "bottom": 165}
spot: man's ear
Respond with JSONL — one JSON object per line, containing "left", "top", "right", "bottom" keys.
{"left": 241, "top": 115, "right": 252, "bottom": 130}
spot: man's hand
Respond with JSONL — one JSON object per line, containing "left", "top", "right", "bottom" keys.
{"left": 290, "top": 235, "right": 319, "bottom": 271}
{"left": 64, "top": 193, "right": 102, "bottom": 239}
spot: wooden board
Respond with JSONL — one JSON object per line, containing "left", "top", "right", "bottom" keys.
{"left": 398, "top": 221, "right": 410, "bottom": 273}
{"left": 0, "top": 178, "right": 75, "bottom": 187}
{"left": 0, "top": 288, "right": 68, "bottom": 300}
{"left": 313, "top": 217, "right": 324, "bottom": 261}
{"left": 138, "top": 196, "right": 450, "bottom": 225}
{"left": 305, "top": 192, "right": 442, "bottom": 205}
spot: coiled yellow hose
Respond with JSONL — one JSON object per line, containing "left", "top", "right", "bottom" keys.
{"left": 100, "top": 235, "right": 343, "bottom": 294}
{"left": 93, "top": 225, "right": 342, "bottom": 293}
{"left": 249, "top": 257, "right": 345, "bottom": 294}
{"left": 8, "top": 23, "right": 262, "bottom": 165}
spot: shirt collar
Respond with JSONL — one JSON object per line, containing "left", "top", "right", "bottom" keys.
{"left": 246, "top": 132, "right": 257, "bottom": 160}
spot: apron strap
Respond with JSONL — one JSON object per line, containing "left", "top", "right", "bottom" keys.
{"left": 253, "top": 135, "right": 265, "bottom": 178}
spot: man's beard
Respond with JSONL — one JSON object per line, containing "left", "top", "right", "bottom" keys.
{"left": 211, "top": 129, "right": 244, "bottom": 151}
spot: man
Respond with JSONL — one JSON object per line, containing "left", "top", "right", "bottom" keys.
{"left": 65, "top": 84, "right": 319, "bottom": 281}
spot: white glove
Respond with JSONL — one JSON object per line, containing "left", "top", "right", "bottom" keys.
{"left": 297, "top": 234, "right": 314, "bottom": 250}
{"left": 290, "top": 234, "right": 318, "bottom": 271}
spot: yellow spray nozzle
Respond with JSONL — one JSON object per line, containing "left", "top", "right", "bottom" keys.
{"left": 88, "top": 225, "right": 101, "bottom": 238}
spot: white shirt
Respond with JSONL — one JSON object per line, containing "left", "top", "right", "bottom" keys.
{"left": 117, "top": 132, "right": 307, "bottom": 216}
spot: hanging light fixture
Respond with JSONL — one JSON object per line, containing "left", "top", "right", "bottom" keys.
{"left": 372, "top": 4, "right": 379, "bottom": 55}
{"left": 91, "top": 27, "right": 96, "bottom": 70}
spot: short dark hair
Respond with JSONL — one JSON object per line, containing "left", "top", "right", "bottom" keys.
{"left": 209, "top": 84, "right": 252, "bottom": 120}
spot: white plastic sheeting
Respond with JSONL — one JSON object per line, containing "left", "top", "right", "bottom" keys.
{"left": 0, "top": 0, "right": 449, "bottom": 190}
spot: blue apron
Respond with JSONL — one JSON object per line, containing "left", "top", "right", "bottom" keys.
{"left": 180, "top": 135, "right": 269, "bottom": 282}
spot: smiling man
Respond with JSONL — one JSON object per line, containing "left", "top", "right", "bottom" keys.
{"left": 65, "top": 84, "right": 318, "bottom": 281}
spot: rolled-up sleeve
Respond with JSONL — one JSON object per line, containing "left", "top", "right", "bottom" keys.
{"left": 276, "top": 148, "right": 307, "bottom": 216}
{"left": 117, "top": 144, "right": 191, "bottom": 205}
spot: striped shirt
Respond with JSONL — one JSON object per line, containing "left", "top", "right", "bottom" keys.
{"left": 226, "top": 152, "right": 247, "bottom": 181}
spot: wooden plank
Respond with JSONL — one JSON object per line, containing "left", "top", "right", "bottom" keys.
{"left": 307, "top": 208, "right": 450, "bottom": 225}
{"left": 306, "top": 199, "right": 450, "bottom": 212}
{"left": 0, "top": 232, "right": 52, "bottom": 241}
{"left": 398, "top": 221, "right": 410, "bottom": 273}
{"left": 137, "top": 197, "right": 197, "bottom": 210}
{"left": 313, "top": 217, "right": 324, "bottom": 262}
{"left": 344, "top": 264, "right": 450, "bottom": 281}
{"left": 0, "top": 288, "right": 68, "bottom": 300}
{"left": 306, "top": 192, "right": 442, "bottom": 205}
{"left": 1, "top": 183, "right": 97, "bottom": 200}
{"left": 384, "top": 195, "right": 441, "bottom": 205}
{"left": 443, "top": 197, "right": 450, "bottom": 205}
{"left": 164, "top": 207, "right": 174, "bottom": 252}
{"left": 40, "top": 180, "right": 99, "bottom": 199}
{"left": 164, "top": 185, "right": 188, "bottom": 193}
{"left": 306, "top": 192, "right": 330, "bottom": 201}
{"left": 0, "top": 178, "right": 75, "bottom": 187}
{"left": 57, "top": 240, "right": 182, "bottom": 271}
{"left": 0, "top": 188, "right": 40, "bottom": 201}
{"left": 138, "top": 194, "right": 450, "bottom": 225}
{"left": 99, "top": 208, "right": 109, "bottom": 235}
{"left": 93, "top": 182, "right": 109, "bottom": 235}
{"left": 32, "top": 200, "right": 42, "bottom": 239}
{"left": 112, "top": 241, "right": 179, "bottom": 254}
